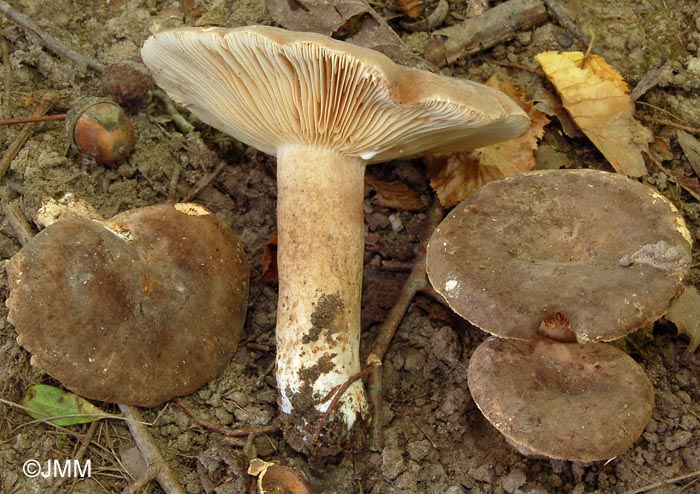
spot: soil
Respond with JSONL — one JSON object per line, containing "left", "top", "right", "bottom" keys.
{"left": 1, "top": 1, "right": 700, "bottom": 493}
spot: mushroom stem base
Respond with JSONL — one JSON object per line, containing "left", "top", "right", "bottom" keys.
{"left": 275, "top": 145, "right": 369, "bottom": 453}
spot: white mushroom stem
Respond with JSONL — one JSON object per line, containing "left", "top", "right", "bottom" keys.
{"left": 275, "top": 144, "right": 368, "bottom": 435}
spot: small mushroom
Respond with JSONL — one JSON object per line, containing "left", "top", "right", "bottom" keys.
{"left": 6, "top": 203, "right": 249, "bottom": 407}
{"left": 426, "top": 169, "right": 692, "bottom": 343}
{"left": 468, "top": 336, "right": 654, "bottom": 462}
{"left": 141, "top": 25, "right": 529, "bottom": 451}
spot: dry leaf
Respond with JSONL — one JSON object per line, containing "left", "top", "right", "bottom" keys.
{"left": 677, "top": 130, "right": 700, "bottom": 177}
{"left": 364, "top": 172, "right": 426, "bottom": 211}
{"left": 666, "top": 285, "right": 700, "bottom": 359}
{"left": 426, "top": 76, "right": 548, "bottom": 207}
{"left": 678, "top": 175, "right": 700, "bottom": 201}
{"left": 533, "top": 87, "right": 582, "bottom": 138}
{"left": 536, "top": 51, "right": 653, "bottom": 177}
{"left": 264, "top": 0, "right": 432, "bottom": 69}
{"left": 649, "top": 136, "right": 674, "bottom": 163}
{"left": 260, "top": 228, "right": 278, "bottom": 284}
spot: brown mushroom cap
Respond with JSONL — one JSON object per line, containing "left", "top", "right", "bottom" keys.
{"left": 468, "top": 336, "right": 654, "bottom": 462}
{"left": 6, "top": 203, "right": 249, "bottom": 407}
{"left": 426, "top": 169, "right": 692, "bottom": 343}
{"left": 141, "top": 26, "right": 529, "bottom": 162}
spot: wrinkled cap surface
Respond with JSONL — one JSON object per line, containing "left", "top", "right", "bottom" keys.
{"left": 6, "top": 203, "right": 249, "bottom": 407}
{"left": 468, "top": 337, "right": 654, "bottom": 462}
{"left": 426, "top": 169, "right": 692, "bottom": 343}
{"left": 141, "top": 26, "right": 529, "bottom": 162}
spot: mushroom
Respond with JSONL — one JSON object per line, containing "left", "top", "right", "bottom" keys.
{"left": 6, "top": 202, "right": 249, "bottom": 407}
{"left": 468, "top": 336, "right": 655, "bottom": 462}
{"left": 425, "top": 169, "right": 692, "bottom": 461}
{"left": 140, "top": 25, "right": 530, "bottom": 451}
{"left": 426, "top": 169, "right": 692, "bottom": 343}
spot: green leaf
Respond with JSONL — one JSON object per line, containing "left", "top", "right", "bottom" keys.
{"left": 21, "top": 385, "right": 112, "bottom": 426}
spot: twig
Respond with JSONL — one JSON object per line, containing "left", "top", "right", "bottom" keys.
{"left": 0, "top": 114, "right": 67, "bottom": 126}
{"left": 635, "top": 113, "right": 700, "bottom": 135}
{"left": 118, "top": 404, "right": 187, "bottom": 494}
{"left": 182, "top": 161, "right": 227, "bottom": 202}
{"left": 541, "top": 0, "right": 594, "bottom": 51}
{"left": 621, "top": 470, "right": 700, "bottom": 494}
{"left": 0, "top": 92, "right": 59, "bottom": 180}
{"left": 3, "top": 202, "right": 35, "bottom": 247}
{"left": 311, "top": 366, "right": 373, "bottom": 442}
{"left": 424, "top": 0, "right": 548, "bottom": 67}
{"left": 366, "top": 202, "right": 443, "bottom": 364}
{"left": 173, "top": 398, "right": 279, "bottom": 438}
{"left": 0, "top": 0, "right": 104, "bottom": 72}
{"left": 47, "top": 421, "right": 99, "bottom": 494}
{"left": 167, "top": 163, "right": 182, "bottom": 203}
{"left": 2, "top": 36, "right": 11, "bottom": 116}
{"left": 152, "top": 90, "right": 195, "bottom": 134}
{"left": 365, "top": 201, "right": 443, "bottom": 449}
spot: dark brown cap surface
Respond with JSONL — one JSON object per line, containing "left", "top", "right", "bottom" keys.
{"left": 426, "top": 169, "right": 691, "bottom": 342}
{"left": 6, "top": 203, "right": 249, "bottom": 407}
{"left": 468, "top": 336, "right": 654, "bottom": 462}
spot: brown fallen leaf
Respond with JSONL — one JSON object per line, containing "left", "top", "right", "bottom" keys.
{"left": 665, "top": 285, "right": 700, "bottom": 359}
{"left": 649, "top": 136, "right": 674, "bottom": 164}
{"left": 264, "top": 0, "right": 433, "bottom": 69}
{"left": 536, "top": 51, "right": 653, "bottom": 177}
{"left": 533, "top": 87, "right": 582, "bottom": 139}
{"left": 677, "top": 129, "right": 700, "bottom": 177}
{"left": 677, "top": 175, "right": 700, "bottom": 201}
{"left": 260, "top": 228, "right": 278, "bottom": 284}
{"left": 426, "top": 76, "right": 548, "bottom": 207}
{"left": 365, "top": 172, "right": 426, "bottom": 211}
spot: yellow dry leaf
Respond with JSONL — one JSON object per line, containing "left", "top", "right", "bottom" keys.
{"left": 536, "top": 51, "right": 652, "bottom": 177}
{"left": 426, "top": 76, "right": 548, "bottom": 207}
{"left": 561, "top": 52, "right": 629, "bottom": 93}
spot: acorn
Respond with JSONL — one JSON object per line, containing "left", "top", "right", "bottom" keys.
{"left": 66, "top": 97, "right": 135, "bottom": 165}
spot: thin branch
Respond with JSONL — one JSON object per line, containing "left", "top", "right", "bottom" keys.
{"left": 118, "top": 404, "right": 187, "bottom": 494}
{"left": 621, "top": 470, "right": 700, "bottom": 494}
{"left": 365, "top": 201, "right": 443, "bottom": 449}
{"left": 311, "top": 366, "right": 373, "bottom": 442}
{"left": 0, "top": 0, "right": 104, "bottom": 72}
{"left": 173, "top": 398, "right": 279, "bottom": 438}
{"left": 47, "top": 421, "right": 99, "bottom": 494}
{"left": 0, "top": 93, "right": 59, "bottom": 181}
{"left": 635, "top": 113, "right": 700, "bottom": 135}
{"left": 3, "top": 202, "right": 35, "bottom": 247}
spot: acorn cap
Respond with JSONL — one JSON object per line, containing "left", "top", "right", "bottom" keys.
{"left": 468, "top": 336, "right": 655, "bottom": 462}
{"left": 426, "top": 169, "right": 692, "bottom": 343}
{"left": 6, "top": 203, "right": 249, "bottom": 407}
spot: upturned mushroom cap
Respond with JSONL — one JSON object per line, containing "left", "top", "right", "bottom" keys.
{"left": 468, "top": 337, "right": 654, "bottom": 462}
{"left": 6, "top": 203, "right": 249, "bottom": 407}
{"left": 426, "top": 169, "right": 692, "bottom": 343}
{"left": 141, "top": 26, "right": 530, "bottom": 161}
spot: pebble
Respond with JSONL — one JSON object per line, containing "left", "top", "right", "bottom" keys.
{"left": 382, "top": 446, "right": 406, "bottom": 480}
{"left": 502, "top": 468, "right": 527, "bottom": 493}
{"left": 664, "top": 430, "right": 693, "bottom": 451}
